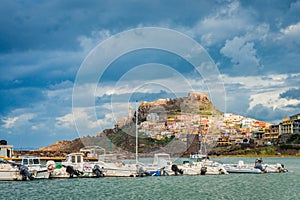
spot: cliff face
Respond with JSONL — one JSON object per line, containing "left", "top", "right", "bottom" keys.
{"left": 137, "top": 92, "right": 220, "bottom": 122}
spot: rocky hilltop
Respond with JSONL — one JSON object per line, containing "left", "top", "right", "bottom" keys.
{"left": 137, "top": 92, "right": 220, "bottom": 122}
{"left": 38, "top": 139, "right": 84, "bottom": 152}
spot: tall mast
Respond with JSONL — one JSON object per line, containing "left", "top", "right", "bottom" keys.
{"left": 135, "top": 100, "right": 139, "bottom": 171}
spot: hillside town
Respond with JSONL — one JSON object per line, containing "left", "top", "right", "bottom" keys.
{"left": 116, "top": 93, "right": 300, "bottom": 149}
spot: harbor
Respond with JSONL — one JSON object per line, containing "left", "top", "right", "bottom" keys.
{"left": 0, "top": 157, "right": 299, "bottom": 200}
{"left": 0, "top": 141, "right": 290, "bottom": 181}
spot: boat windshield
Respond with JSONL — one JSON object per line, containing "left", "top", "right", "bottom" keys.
{"left": 153, "top": 154, "right": 171, "bottom": 167}
{"left": 23, "top": 158, "right": 40, "bottom": 165}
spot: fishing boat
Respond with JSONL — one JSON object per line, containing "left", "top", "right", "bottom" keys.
{"left": 0, "top": 159, "right": 34, "bottom": 181}
{"left": 21, "top": 156, "right": 50, "bottom": 179}
{"left": 46, "top": 153, "right": 103, "bottom": 178}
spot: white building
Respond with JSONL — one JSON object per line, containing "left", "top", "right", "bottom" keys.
{"left": 0, "top": 144, "right": 13, "bottom": 158}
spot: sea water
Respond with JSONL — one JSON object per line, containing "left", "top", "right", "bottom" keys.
{"left": 1, "top": 157, "right": 299, "bottom": 200}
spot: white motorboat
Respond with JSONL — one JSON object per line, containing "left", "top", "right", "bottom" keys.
{"left": 223, "top": 159, "right": 288, "bottom": 174}
{"left": 46, "top": 153, "right": 103, "bottom": 178}
{"left": 96, "top": 154, "right": 138, "bottom": 177}
{"left": 21, "top": 157, "right": 50, "bottom": 179}
{"left": 179, "top": 157, "right": 228, "bottom": 175}
{"left": 223, "top": 161, "right": 262, "bottom": 174}
{"left": 143, "top": 153, "right": 183, "bottom": 176}
{"left": 0, "top": 159, "right": 34, "bottom": 181}
{"left": 262, "top": 163, "right": 288, "bottom": 173}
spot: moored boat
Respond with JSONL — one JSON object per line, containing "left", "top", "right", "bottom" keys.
{"left": 0, "top": 159, "right": 34, "bottom": 181}
{"left": 21, "top": 156, "right": 50, "bottom": 179}
{"left": 46, "top": 153, "right": 103, "bottom": 178}
{"left": 179, "top": 156, "right": 228, "bottom": 175}
{"left": 143, "top": 153, "right": 183, "bottom": 176}
{"left": 96, "top": 154, "right": 139, "bottom": 177}
{"left": 223, "top": 159, "right": 288, "bottom": 174}
{"left": 223, "top": 161, "right": 262, "bottom": 174}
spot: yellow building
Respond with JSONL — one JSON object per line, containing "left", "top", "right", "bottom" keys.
{"left": 280, "top": 113, "right": 300, "bottom": 134}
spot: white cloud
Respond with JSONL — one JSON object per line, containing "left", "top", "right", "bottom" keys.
{"left": 249, "top": 90, "right": 300, "bottom": 111}
{"left": 2, "top": 117, "right": 18, "bottom": 129}
{"left": 280, "top": 22, "right": 300, "bottom": 36}
{"left": 222, "top": 74, "right": 286, "bottom": 90}
{"left": 279, "top": 22, "right": 300, "bottom": 45}
{"left": 2, "top": 113, "right": 35, "bottom": 129}
{"left": 78, "top": 29, "right": 112, "bottom": 52}
{"left": 55, "top": 113, "right": 75, "bottom": 129}
{"left": 221, "top": 36, "right": 260, "bottom": 71}
{"left": 222, "top": 73, "right": 300, "bottom": 116}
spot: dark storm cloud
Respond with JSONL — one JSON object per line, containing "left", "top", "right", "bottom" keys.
{"left": 280, "top": 88, "right": 300, "bottom": 100}
{"left": 0, "top": 87, "right": 46, "bottom": 114}
{"left": 247, "top": 104, "right": 293, "bottom": 122}
{"left": 0, "top": 0, "right": 215, "bottom": 53}
{"left": 1, "top": 0, "right": 300, "bottom": 147}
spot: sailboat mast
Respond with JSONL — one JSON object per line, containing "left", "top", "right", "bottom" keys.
{"left": 135, "top": 100, "right": 138, "bottom": 168}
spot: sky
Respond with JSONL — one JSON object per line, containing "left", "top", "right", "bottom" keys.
{"left": 1, "top": 0, "right": 300, "bottom": 148}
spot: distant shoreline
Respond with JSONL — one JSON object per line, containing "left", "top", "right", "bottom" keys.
{"left": 210, "top": 154, "right": 300, "bottom": 158}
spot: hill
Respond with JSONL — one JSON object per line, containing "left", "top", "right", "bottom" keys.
{"left": 38, "top": 92, "right": 218, "bottom": 154}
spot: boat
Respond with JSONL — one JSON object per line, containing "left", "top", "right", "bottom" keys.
{"left": 0, "top": 159, "right": 34, "bottom": 181}
{"left": 21, "top": 156, "right": 50, "bottom": 179}
{"left": 223, "top": 159, "right": 288, "bottom": 174}
{"left": 46, "top": 153, "right": 103, "bottom": 178}
{"left": 142, "top": 153, "right": 183, "bottom": 176}
{"left": 262, "top": 163, "right": 288, "bottom": 173}
{"left": 96, "top": 154, "right": 139, "bottom": 177}
{"left": 180, "top": 156, "right": 228, "bottom": 175}
{"left": 223, "top": 160, "right": 262, "bottom": 174}
{"left": 184, "top": 131, "right": 228, "bottom": 175}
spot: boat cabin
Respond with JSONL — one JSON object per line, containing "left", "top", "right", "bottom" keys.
{"left": 64, "top": 153, "right": 84, "bottom": 164}
{"left": 153, "top": 153, "right": 172, "bottom": 167}
{"left": 80, "top": 146, "right": 105, "bottom": 158}
{"left": 21, "top": 157, "right": 41, "bottom": 166}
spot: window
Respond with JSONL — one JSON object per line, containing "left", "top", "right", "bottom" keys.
{"left": 33, "top": 159, "right": 39, "bottom": 164}
{"left": 77, "top": 156, "right": 81, "bottom": 163}
{"left": 23, "top": 159, "right": 28, "bottom": 165}
{"left": 71, "top": 156, "right": 76, "bottom": 163}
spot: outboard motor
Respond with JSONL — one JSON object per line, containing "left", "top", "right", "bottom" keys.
{"left": 19, "top": 165, "right": 34, "bottom": 181}
{"left": 171, "top": 164, "right": 183, "bottom": 175}
{"left": 200, "top": 166, "right": 207, "bottom": 175}
{"left": 92, "top": 165, "right": 103, "bottom": 177}
{"left": 65, "top": 165, "right": 83, "bottom": 178}
{"left": 278, "top": 163, "right": 288, "bottom": 173}
{"left": 138, "top": 166, "right": 149, "bottom": 177}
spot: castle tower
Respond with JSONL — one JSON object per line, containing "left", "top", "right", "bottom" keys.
{"left": 129, "top": 105, "right": 133, "bottom": 119}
